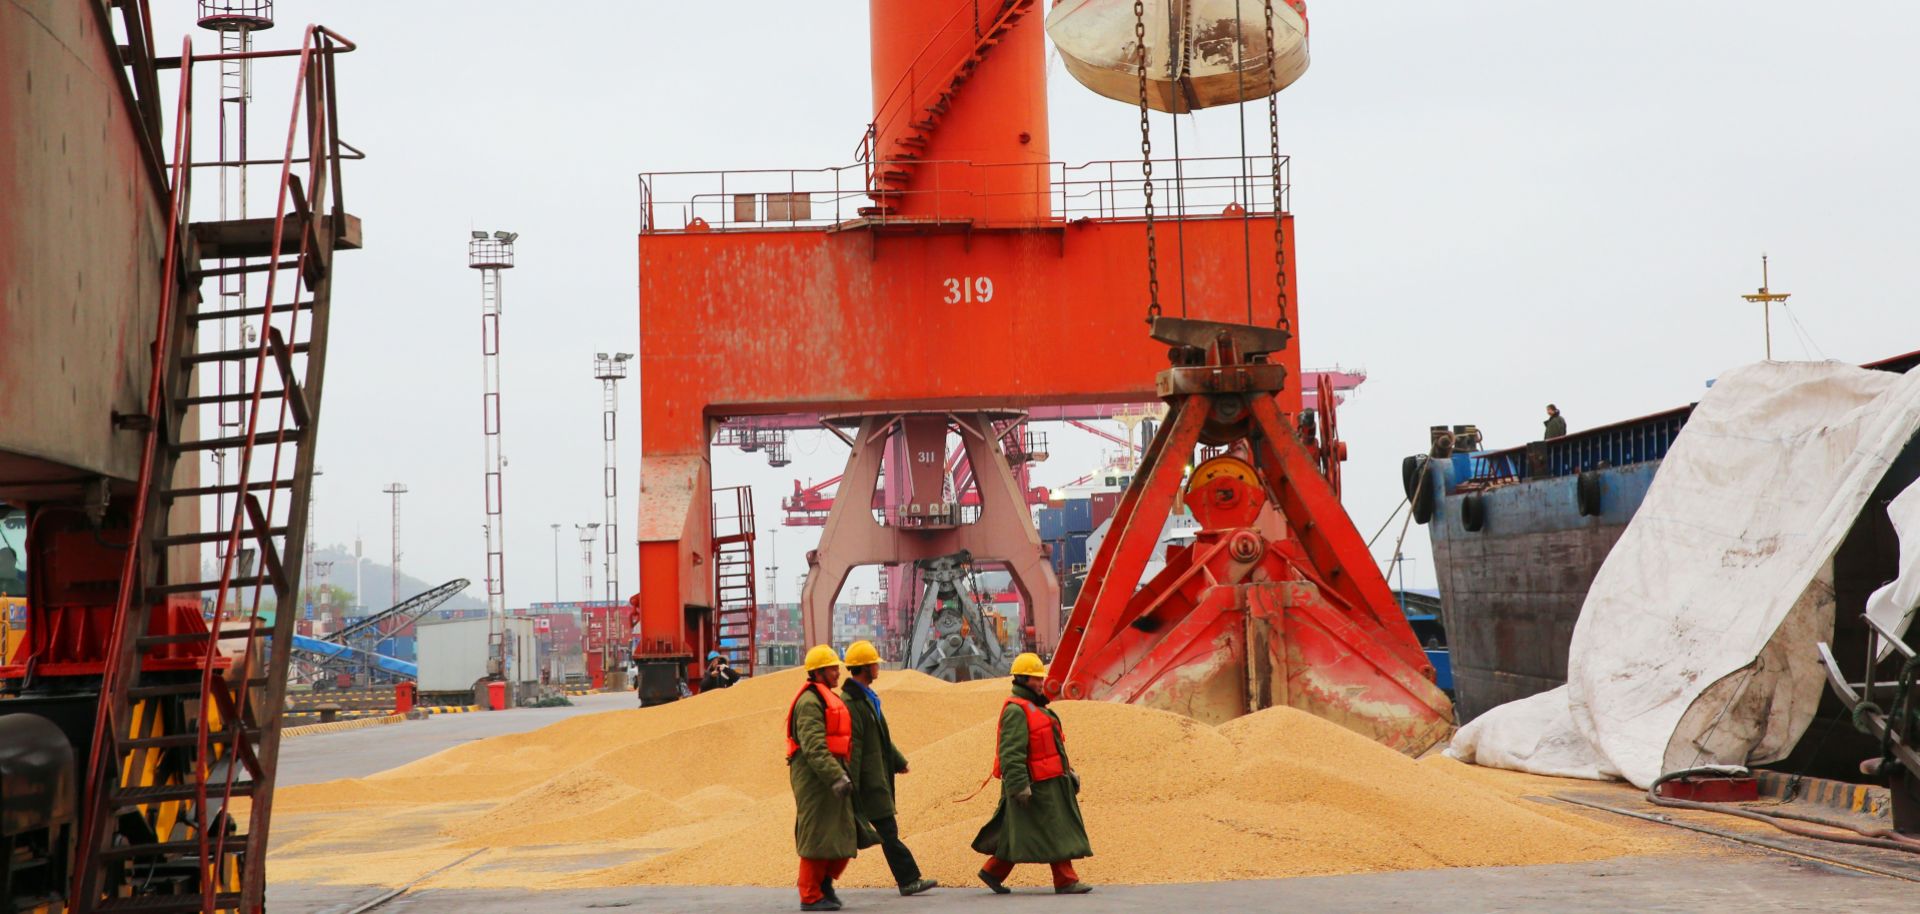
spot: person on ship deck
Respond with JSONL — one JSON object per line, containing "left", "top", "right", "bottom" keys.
{"left": 1543, "top": 404, "right": 1567, "bottom": 440}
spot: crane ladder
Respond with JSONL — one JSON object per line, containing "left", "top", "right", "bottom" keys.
{"left": 70, "top": 24, "right": 359, "bottom": 914}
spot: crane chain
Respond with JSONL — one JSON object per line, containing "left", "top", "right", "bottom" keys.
{"left": 1265, "top": 1, "right": 1290, "bottom": 336}
{"left": 1178, "top": 0, "right": 1196, "bottom": 81}
{"left": 1137, "top": 0, "right": 1160, "bottom": 323}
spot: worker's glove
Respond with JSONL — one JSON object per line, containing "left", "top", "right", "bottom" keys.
{"left": 896, "top": 763, "right": 910, "bottom": 775}
{"left": 1014, "top": 786, "right": 1033, "bottom": 807}
{"left": 1068, "top": 771, "right": 1081, "bottom": 795}
{"left": 832, "top": 776, "right": 854, "bottom": 798}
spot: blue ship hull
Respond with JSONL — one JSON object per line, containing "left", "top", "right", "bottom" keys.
{"left": 1419, "top": 412, "right": 1680, "bottom": 722}
{"left": 1415, "top": 350, "right": 1920, "bottom": 781}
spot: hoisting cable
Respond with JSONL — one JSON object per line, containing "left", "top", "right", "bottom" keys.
{"left": 1365, "top": 498, "right": 1410, "bottom": 550}
{"left": 1386, "top": 468, "right": 1428, "bottom": 563}
{"left": 1233, "top": 0, "right": 1255, "bottom": 324}
{"left": 1136, "top": 0, "right": 1161, "bottom": 324}
{"left": 1265, "top": 1, "right": 1292, "bottom": 336}
{"left": 1169, "top": 0, "right": 1193, "bottom": 316}
{"left": 1170, "top": 116, "right": 1190, "bottom": 317}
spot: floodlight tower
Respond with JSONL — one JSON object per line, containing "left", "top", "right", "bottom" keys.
{"left": 381, "top": 483, "right": 407, "bottom": 606}
{"left": 594, "top": 353, "right": 633, "bottom": 602}
{"left": 197, "top": 1, "right": 274, "bottom": 576}
{"left": 470, "top": 230, "right": 517, "bottom": 667}
{"left": 302, "top": 466, "right": 322, "bottom": 621}
{"left": 314, "top": 559, "right": 334, "bottom": 624}
{"left": 576, "top": 523, "right": 601, "bottom": 600}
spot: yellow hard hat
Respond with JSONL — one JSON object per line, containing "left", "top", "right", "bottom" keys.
{"left": 843, "top": 640, "right": 883, "bottom": 667}
{"left": 1009, "top": 653, "right": 1047, "bottom": 677}
{"left": 803, "top": 644, "right": 842, "bottom": 672}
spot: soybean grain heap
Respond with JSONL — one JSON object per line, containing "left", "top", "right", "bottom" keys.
{"left": 270, "top": 670, "right": 1658, "bottom": 890}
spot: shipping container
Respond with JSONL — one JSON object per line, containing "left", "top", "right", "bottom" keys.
{"left": 1061, "top": 498, "right": 1094, "bottom": 534}
{"left": 1064, "top": 533, "right": 1090, "bottom": 569}
{"left": 1090, "top": 491, "right": 1122, "bottom": 529}
{"left": 1037, "top": 507, "right": 1067, "bottom": 541}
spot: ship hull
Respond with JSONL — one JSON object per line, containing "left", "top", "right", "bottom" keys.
{"left": 1427, "top": 459, "right": 1658, "bottom": 722}
{"left": 1421, "top": 352, "right": 1920, "bottom": 779}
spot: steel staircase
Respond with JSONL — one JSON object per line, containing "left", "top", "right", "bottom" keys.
{"left": 70, "top": 24, "right": 358, "bottom": 914}
{"left": 859, "top": 0, "right": 1036, "bottom": 218}
{"left": 711, "top": 486, "right": 759, "bottom": 677}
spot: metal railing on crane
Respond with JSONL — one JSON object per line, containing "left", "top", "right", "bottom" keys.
{"left": 638, "top": 153, "right": 1288, "bottom": 233}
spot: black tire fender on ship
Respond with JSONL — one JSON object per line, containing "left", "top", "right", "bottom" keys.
{"left": 1576, "top": 471, "right": 1603, "bottom": 517}
{"left": 1407, "top": 456, "right": 1436, "bottom": 526}
{"left": 1461, "top": 492, "right": 1487, "bottom": 532}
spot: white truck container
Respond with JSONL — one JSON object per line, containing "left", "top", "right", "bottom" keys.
{"left": 416, "top": 617, "right": 538, "bottom": 693}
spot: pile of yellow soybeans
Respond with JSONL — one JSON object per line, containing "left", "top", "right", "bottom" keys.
{"left": 268, "top": 668, "right": 1660, "bottom": 890}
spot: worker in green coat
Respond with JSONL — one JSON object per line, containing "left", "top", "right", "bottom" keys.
{"left": 972, "top": 653, "right": 1093, "bottom": 895}
{"left": 839, "top": 640, "right": 938, "bottom": 897}
{"left": 1544, "top": 404, "right": 1567, "bottom": 439}
{"left": 788, "top": 644, "right": 858, "bottom": 911}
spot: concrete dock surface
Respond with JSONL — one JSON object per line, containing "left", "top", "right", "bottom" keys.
{"left": 272, "top": 854, "right": 1916, "bottom": 913}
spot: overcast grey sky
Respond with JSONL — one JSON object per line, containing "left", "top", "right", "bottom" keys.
{"left": 151, "top": 2, "right": 1920, "bottom": 607}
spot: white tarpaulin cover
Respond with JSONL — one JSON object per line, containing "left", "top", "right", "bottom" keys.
{"left": 1866, "top": 479, "right": 1920, "bottom": 660}
{"left": 1449, "top": 361, "right": 1920, "bottom": 788}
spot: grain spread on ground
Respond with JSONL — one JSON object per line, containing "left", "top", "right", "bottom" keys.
{"left": 269, "top": 669, "right": 1663, "bottom": 890}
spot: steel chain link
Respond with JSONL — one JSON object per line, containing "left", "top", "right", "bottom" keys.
{"left": 1266, "top": 1, "right": 1290, "bottom": 335}
{"left": 1137, "top": 0, "right": 1160, "bottom": 322}
{"left": 1179, "top": 0, "right": 1196, "bottom": 80}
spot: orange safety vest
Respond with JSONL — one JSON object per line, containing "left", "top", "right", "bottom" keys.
{"left": 784, "top": 681, "right": 852, "bottom": 762}
{"left": 992, "top": 696, "right": 1066, "bottom": 783}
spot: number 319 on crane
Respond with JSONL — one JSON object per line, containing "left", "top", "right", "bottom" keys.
{"left": 942, "top": 276, "right": 994, "bottom": 304}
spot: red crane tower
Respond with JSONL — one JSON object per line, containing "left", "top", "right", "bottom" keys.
{"left": 637, "top": 1, "right": 1298, "bottom": 693}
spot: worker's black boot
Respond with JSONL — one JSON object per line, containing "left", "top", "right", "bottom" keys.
{"left": 899, "top": 876, "right": 938, "bottom": 896}
{"left": 978, "top": 869, "right": 1010, "bottom": 894}
{"left": 1055, "top": 881, "right": 1094, "bottom": 895}
{"left": 800, "top": 900, "right": 842, "bottom": 912}
{"left": 821, "top": 877, "right": 841, "bottom": 905}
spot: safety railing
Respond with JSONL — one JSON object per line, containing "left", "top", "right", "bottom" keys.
{"left": 870, "top": 503, "right": 985, "bottom": 528}
{"left": 856, "top": 0, "right": 1010, "bottom": 171}
{"left": 75, "top": 31, "right": 201, "bottom": 907}
{"left": 712, "top": 485, "right": 757, "bottom": 545}
{"left": 1458, "top": 406, "right": 1693, "bottom": 489}
{"left": 638, "top": 154, "right": 1289, "bottom": 233}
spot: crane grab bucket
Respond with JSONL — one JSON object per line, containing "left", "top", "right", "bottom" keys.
{"left": 1044, "top": 318, "right": 1454, "bottom": 756}
{"left": 1047, "top": 0, "right": 1310, "bottom": 113}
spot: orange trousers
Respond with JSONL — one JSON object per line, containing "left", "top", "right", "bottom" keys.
{"left": 797, "top": 857, "right": 850, "bottom": 904}
{"left": 983, "top": 855, "right": 1080, "bottom": 889}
